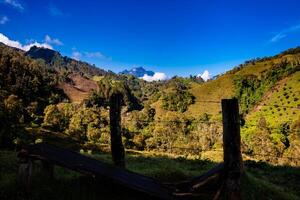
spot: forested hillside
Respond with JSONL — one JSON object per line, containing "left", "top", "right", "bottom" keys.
{"left": 26, "top": 46, "right": 112, "bottom": 78}
{"left": 0, "top": 43, "right": 300, "bottom": 165}
{"left": 0, "top": 43, "right": 65, "bottom": 148}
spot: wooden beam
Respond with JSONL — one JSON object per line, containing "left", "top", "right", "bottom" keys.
{"left": 22, "top": 143, "right": 173, "bottom": 200}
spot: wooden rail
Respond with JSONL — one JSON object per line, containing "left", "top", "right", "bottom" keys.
{"left": 19, "top": 143, "right": 174, "bottom": 200}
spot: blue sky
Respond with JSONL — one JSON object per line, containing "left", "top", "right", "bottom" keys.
{"left": 1, "top": 0, "right": 300, "bottom": 78}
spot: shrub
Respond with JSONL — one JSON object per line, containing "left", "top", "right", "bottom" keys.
{"left": 161, "top": 87, "right": 195, "bottom": 112}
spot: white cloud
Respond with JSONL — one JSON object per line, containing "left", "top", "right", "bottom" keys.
{"left": 270, "top": 23, "right": 300, "bottom": 43}
{"left": 70, "top": 48, "right": 111, "bottom": 61}
{"left": 22, "top": 42, "right": 52, "bottom": 51}
{"left": 197, "top": 70, "right": 211, "bottom": 81}
{"left": 3, "top": 0, "right": 24, "bottom": 11}
{"left": 141, "top": 72, "right": 168, "bottom": 82}
{"left": 45, "top": 35, "right": 63, "bottom": 46}
{"left": 0, "top": 33, "right": 53, "bottom": 51}
{"left": 72, "top": 51, "right": 82, "bottom": 60}
{"left": 0, "top": 16, "right": 9, "bottom": 24}
{"left": 48, "top": 3, "right": 66, "bottom": 17}
{"left": 0, "top": 33, "right": 23, "bottom": 49}
{"left": 270, "top": 33, "right": 286, "bottom": 42}
{"left": 84, "top": 51, "right": 111, "bottom": 60}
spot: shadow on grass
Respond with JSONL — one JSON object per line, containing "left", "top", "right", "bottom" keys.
{"left": 1, "top": 145, "right": 300, "bottom": 200}
{"left": 243, "top": 160, "right": 300, "bottom": 199}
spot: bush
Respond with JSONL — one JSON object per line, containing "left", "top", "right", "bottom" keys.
{"left": 161, "top": 88, "right": 195, "bottom": 112}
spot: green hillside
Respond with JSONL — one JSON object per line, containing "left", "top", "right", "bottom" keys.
{"left": 1, "top": 43, "right": 300, "bottom": 200}
{"left": 1, "top": 42, "right": 300, "bottom": 162}
{"left": 184, "top": 51, "right": 300, "bottom": 119}
{"left": 144, "top": 49, "right": 300, "bottom": 123}
{"left": 129, "top": 47, "right": 300, "bottom": 162}
{"left": 245, "top": 71, "right": 300, "bottom": 128}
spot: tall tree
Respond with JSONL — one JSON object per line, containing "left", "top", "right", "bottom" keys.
{"left": 87, "top": 78, "right": 141, "bottom": 167}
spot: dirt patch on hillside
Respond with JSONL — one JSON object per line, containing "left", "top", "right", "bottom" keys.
{"left": 58, "top": 74, "right": 99, "bottom": 103}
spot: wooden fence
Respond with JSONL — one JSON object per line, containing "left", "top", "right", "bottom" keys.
{"left": 18, "top": 98, "right": 243, "bottom": 199}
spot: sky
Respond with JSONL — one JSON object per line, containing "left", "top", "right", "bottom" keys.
{"left": 1, "top": 0, "right": 300, "bottom": 80}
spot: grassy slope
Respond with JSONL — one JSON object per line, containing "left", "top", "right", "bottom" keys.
{"left": 175, "top": 53, "right": 299, "bottom": 120}
{"left": 83, "top": 53, "right": 299, "bottom": 122}
{"left": 245, "top": 71, "right": 300, "bottom": 128}
{"left": 185, "top": 59, "right": 272, "bottom": 119}
{"left": 187, "top": 74, "right": 234, "bottom": 117}
{"left": 150, "top": 74, "right": 235, "bottom": 120}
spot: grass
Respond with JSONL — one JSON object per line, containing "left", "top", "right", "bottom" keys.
{"left": 0, "top": 149, "right": 216, "bottom": 199}
{"left": 245, "top": 160, "right": 300, "bottom": 197}
{"left": 186, "top": 75, "right": 234, "bottom": 118}
{"left": 245, "top": 71, "right": 300, "bottom": 128}
{"left": 242, "top": 172, "right": 300, "bottom": 200}
{"left": 92, "top": 75, "right": 104, "bottom": 82}
{"left": 150, "top": 53, "right": 300, "bottom": 120}
{"left": 149, "top": 73, "right": 235, "bottom": 121}
{"left": 84, "top": 150, "right": 216, "bottom": 182}
{"left": 1, "top": 149, "right": 300, "bottom": 200}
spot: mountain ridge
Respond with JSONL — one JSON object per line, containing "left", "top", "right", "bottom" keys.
{"left": 25, "top": 46, "right": 112, "bottom": 78}
{"left": 119, "top": 67, "right": 155, "bottom": 77}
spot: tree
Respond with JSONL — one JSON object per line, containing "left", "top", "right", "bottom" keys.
{"left": 257, "top": 116, "right": 268, "bottom": 130}
{"left": 42, "top": 105, "right": 64, "bottom": 131}
{"left": 87, "top": 78, "right": 142, "bottom": 167}
{"left": 161, "top": 81, "right": 195, "bottom": 112}
{"left": 67, "top": 107, "right": 102, "bottom": 142}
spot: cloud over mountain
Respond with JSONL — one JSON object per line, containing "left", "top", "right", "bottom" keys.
{"left": 45, "top": 35, "right": 63, "bottom": 46}
{"left": 71, "top": 47, "right": 110, "bottom": 61}
{"left": 0, "top": 33, "right": 53, "bottom": 51}
{"left": 142, "top": 72, "right": 168, "bottom": 82}
{"left": 197, "top": 70, "right": 211, "bottom": 81}
{"left": 0, "top": 33, "right": 66, "bottom": 52}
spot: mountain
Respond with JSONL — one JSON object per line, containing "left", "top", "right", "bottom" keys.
{"left": 26, "top": 46, "right": 60, "bottom": 63}
{"left": 1, "top": 41, "right": 300, "bottom": 168}
{"left": 120, "top": 67, "right": 155, "bottom": 77}
{"left": 26, "top": 46, "right": 112, "bottom": 77}
{"left": 140, "top": 46, "right": 300, "bottom": 164}
{"left": 1, "top": 41, "right": 300, "bottom": 196}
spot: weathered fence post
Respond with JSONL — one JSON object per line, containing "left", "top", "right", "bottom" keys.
{"left": 17, "top": 149, "right": 33, "bottom": 196}
{"left": 109, "top": 93, "right": 125, "bottom": 168}
{"left": 221, "top": 98, "right": 244, "bottom": 200}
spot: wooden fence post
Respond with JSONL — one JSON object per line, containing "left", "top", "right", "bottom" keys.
{"left": 109, "top": 93, "right": 125, "bottom": 168}
{"left": 221, "top": 98, "right": 244, "bottom": 200}
{"left": 18, "top": 151, "right": 32, "bottom": 196}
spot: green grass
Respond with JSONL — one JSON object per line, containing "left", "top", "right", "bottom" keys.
{"left": 244, "top": 71, "right": 300, "bottom": 128}
{"left": 85, "top": 150, "right": 216, "bottom": 182}
{"left": 242, "top": 161, "right": 300, "bottom": 200}
{"left": 91, "top": 75, "right": 104, "bottom": 82}
{"left": 187, "top": 75, "right": 234, "bottom": 117}
{"left": 242, "top": 173, "right": 300, "bottom": 200}
{"left": 1, "top": 149, "right": 300, "bottom": 199}
{"left": 150, "top": 52, "right": 300, "bottom": 122}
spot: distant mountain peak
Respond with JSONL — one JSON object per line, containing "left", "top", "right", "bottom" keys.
{"left": 25, "top": 45, "right": 110, "bottom": 77}
{"left": 26, "top": 46, "right": 61, "bottom": 63}
{"left": 120, "top": 67, "right": 154, "bottom": 77}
